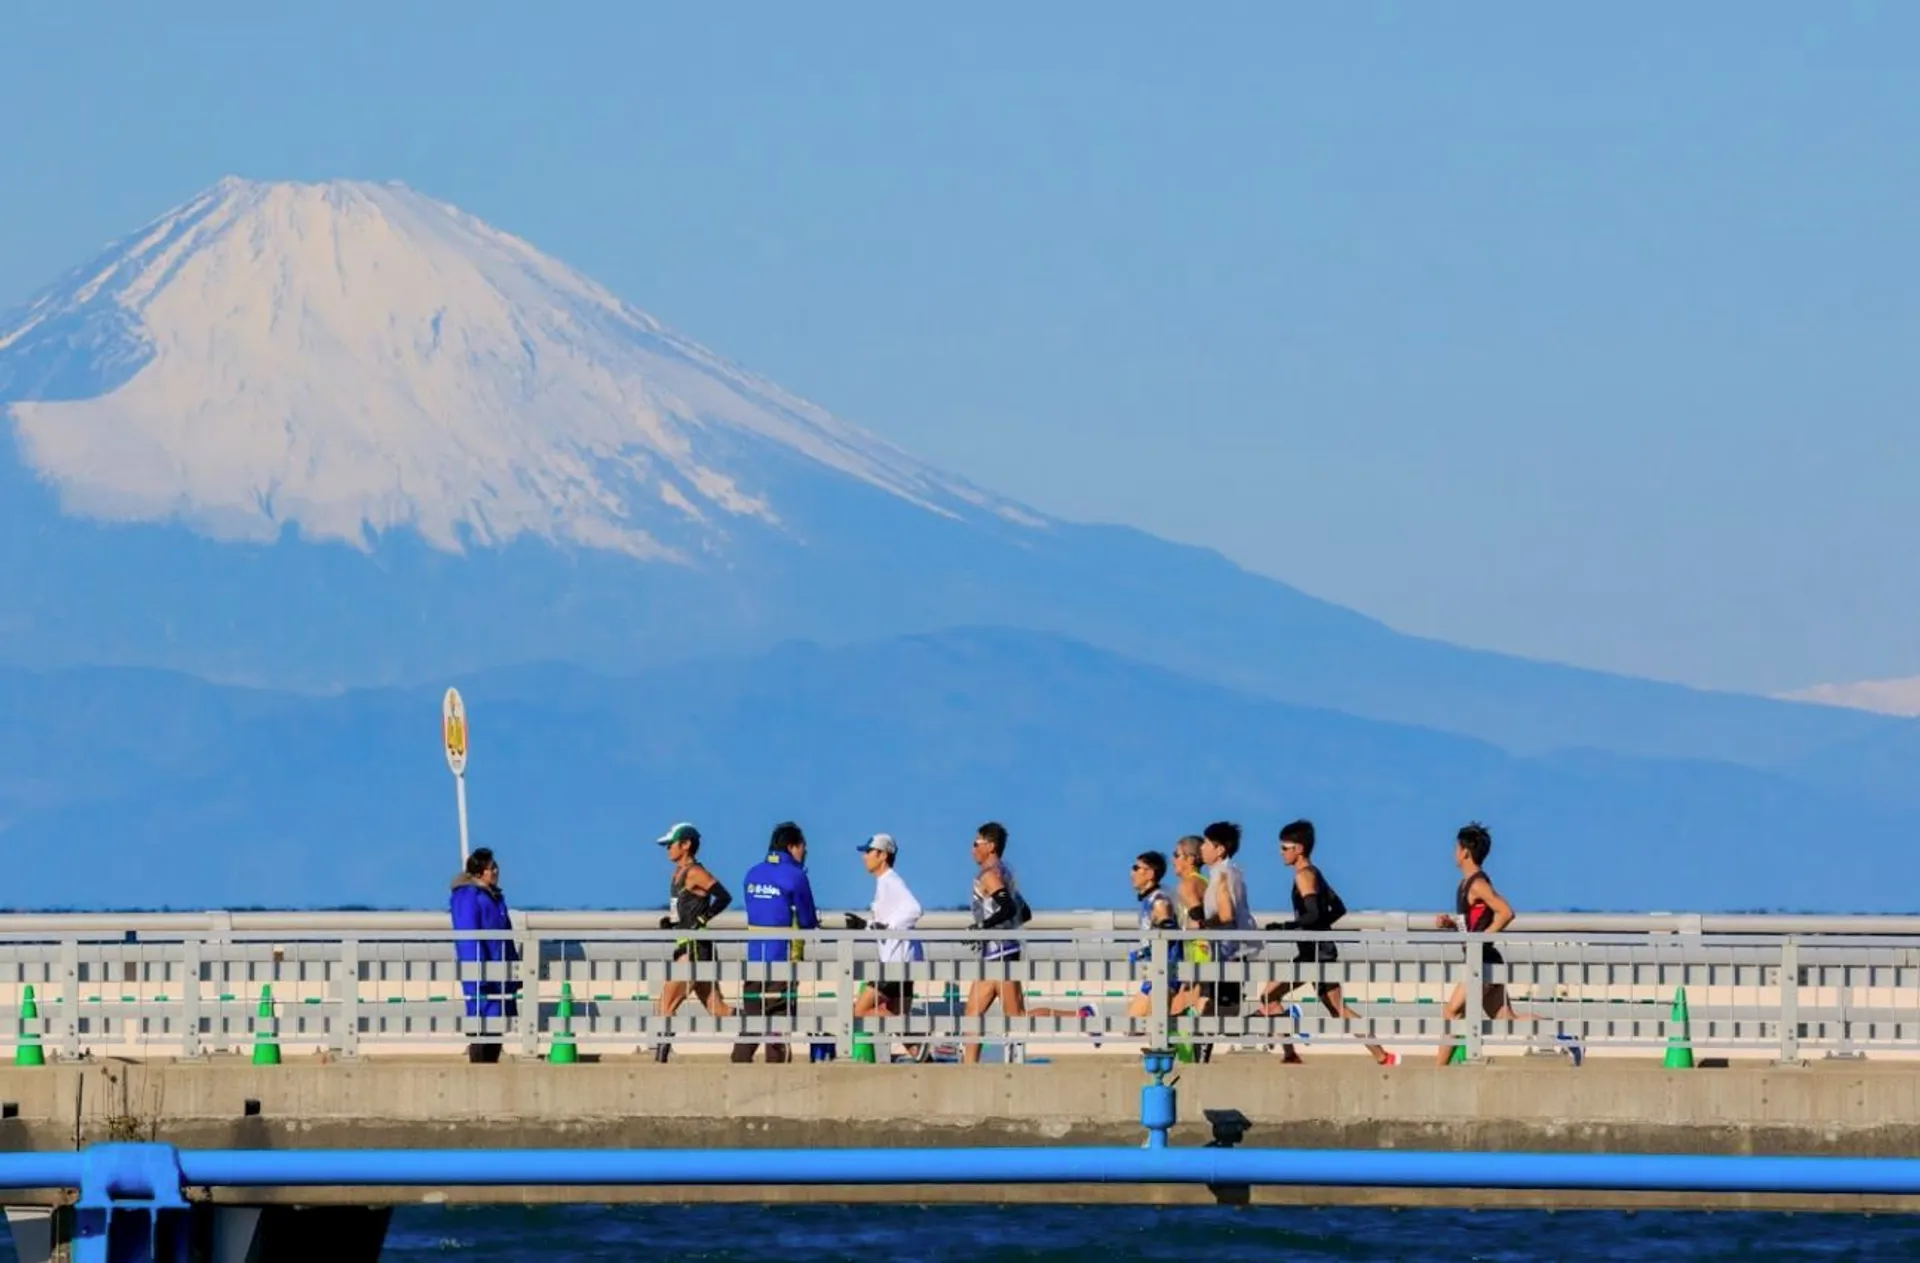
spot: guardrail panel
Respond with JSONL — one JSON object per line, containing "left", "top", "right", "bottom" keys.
{"left": 2, "top": 926, "right": 1920, "bottom": 1061}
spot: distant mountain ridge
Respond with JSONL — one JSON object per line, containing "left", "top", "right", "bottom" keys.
{"left": 3, "top": 627, "right": 1915, "bottom": 913}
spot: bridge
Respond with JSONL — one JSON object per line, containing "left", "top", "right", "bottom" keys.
{"left": 0, "top": 909, "right": 1917, "bottom": 1259}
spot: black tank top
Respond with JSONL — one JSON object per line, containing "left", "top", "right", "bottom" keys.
{"left": 1456, "top": 872, "right": 1495, "bottom": 933}
{"left": 671, "top": 866, "right": 703, "bottom": 928}
{"left": 1292, "top": 866, "right": 1346, "bottom": 931}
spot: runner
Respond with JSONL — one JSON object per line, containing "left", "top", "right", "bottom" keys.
{"left": 1189, "top": 820, "right": 1258, "bottom": 1061}
{"left": 1125, "top": 851, "right": 1203, "bottom": 1028}
{"left": 651, "top": 822, "right": 733, "bottom": 1062}
{"left": 846, "top": 833, "right": 925, "bottom": 1062}
{"left": 1434, "top": 820, "right": 1538, "bottom": 1064}
{"left": 1166, "top": 835, "right": 1213, "bottom": 1051}
{"left": 1253, "top": 819, "right": 1398, "bottom": 1065}
{"left": 961, "top": 821, "right": 1092, "bottom": 1063}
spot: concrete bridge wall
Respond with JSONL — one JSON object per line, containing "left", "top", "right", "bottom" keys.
{"left": 2, "top": 1054, "right": 1918, "bottom": 1213}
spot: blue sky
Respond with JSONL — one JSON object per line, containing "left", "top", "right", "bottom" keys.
{"left": 1, "top": 3, "right": 1914, "bottom": 693}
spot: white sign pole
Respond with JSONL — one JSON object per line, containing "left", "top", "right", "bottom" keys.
{"left": 454, "top": 771, "right": 471, "bottom": 865}
{"left": 443, "top": 688, "right": 471, "bottom": 864}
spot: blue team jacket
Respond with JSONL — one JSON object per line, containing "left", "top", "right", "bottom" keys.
{"left": 449, "top": 874, "right": 520, "bottom": 1020}
{"left": 741, "top": 851, "right": 819, "bottom": 963}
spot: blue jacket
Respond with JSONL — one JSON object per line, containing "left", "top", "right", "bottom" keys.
{"left": 450, "top": 874, "right": 520, "bottom": 1019}
{"left": 741, "top": 851, "right": 819, "bottom": 963}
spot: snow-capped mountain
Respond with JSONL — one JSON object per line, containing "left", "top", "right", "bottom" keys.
{"left": 0, "top": 177, "right": 1903, "bottom": 774}
{"left": 0, "top": 178, "right": 1039, "bottom": 562}
{"left": 1780, "top": 675, "right": 1920, "bottom": 718}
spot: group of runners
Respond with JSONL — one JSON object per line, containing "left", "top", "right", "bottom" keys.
{"left": 642, "top": 816, "right": 1523, "bottom": 1065}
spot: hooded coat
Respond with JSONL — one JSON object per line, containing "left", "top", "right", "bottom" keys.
{"left": 450, "top": 872, "right": 520, "bottom": 1020}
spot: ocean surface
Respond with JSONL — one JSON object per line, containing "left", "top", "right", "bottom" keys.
{"left": 357, "top": 1204, "right": 1920, "bottom": 1261}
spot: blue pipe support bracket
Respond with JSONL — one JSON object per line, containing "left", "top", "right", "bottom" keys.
{"left": 1139, "top": 1046, "right": 1178, "bottom": 1148}
{"left": 74, "top": 1143, "right": 191, "bottom": 1263}
{"left": 1139, "top": 1085, "right": 1176, "bottom": 1148}
{"left": 170, "top": 1147, "right": 1920, "bottom": 1196}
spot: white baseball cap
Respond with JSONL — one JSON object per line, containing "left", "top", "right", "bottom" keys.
{"left": 855, "top": 833, "right": 897, "bottom": 857}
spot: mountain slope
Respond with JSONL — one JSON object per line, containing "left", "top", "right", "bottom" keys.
{"left": 0, "top": 178, "right": 1908, "bottom": 774}
{"left": 2, "top": 629, "right": 1913, "bottom": 912}
{"left": 0, "top": 177, "right": 1038, "bottom": 559}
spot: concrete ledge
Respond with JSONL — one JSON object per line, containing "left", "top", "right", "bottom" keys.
{"left": 1, "top": 1056, "right": 1917, "bottom": 1209}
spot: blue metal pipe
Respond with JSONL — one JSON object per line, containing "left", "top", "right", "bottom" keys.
{"left": 0, "top": 1145, "right": 1916, "bottom": 1198}
{"left": 170, "top": 1147, "right": 1920, "bottom": 1196}
{"left": 0, "top": 1152, "right": 84, "bottom": 1189}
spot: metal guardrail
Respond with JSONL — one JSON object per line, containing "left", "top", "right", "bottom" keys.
{"left": 0, "top": 917, "right": 1917, "bottom": 1064}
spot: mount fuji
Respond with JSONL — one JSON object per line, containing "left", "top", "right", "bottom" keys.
{"left": 0, "top": 177, "right": 1909, "bottom": 788}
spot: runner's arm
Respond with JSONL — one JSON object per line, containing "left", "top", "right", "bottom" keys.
{"left": 895, "top": 887, "right": 924, "bottom": 931}
{"left": 1474, "top": 876, "right": 1516, "bottom": 934}
{"left": 1203, "top": 877, "right": 1237, "bottom": 929}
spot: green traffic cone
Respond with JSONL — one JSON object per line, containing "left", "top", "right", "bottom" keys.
{"left": 252, "top": 984, "right": 281, "bottom": 1065}
{"left": 16, "top": 985, "right": 44, "bottom": 1067}
{"left": 1448, "top": 1041, "right": 1467, "bottom": 1064}
{"left": 1664, "top": 986, "right": 1694, "bottom": 1069}
{"left": 549, "top": 982, "right": 578, "bottom": 1064}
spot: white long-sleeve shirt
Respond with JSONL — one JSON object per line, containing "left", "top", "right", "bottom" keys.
{"left": 869, "top": 867, "right": 924, "bottom": 965}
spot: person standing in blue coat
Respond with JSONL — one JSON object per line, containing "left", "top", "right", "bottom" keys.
{"left": 450, "top": 847, "right": 520, "bottom": 1064}
{"left": 732, "top": 822, "right": 819, "bottom": 1063}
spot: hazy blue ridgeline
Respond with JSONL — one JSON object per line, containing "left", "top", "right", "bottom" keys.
{"left": 1, "top": 629, "right": 1914, "bottom": 913}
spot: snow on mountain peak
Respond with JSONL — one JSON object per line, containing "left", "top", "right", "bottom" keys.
{"left": 0, "top": 177, "right": 1041, "bottom": 560}
{"left": 1779, "top": 675, "right": 1920, "bottom": 718}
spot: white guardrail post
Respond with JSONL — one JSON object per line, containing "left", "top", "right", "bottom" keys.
{"left": 516, "top": 927, "right": 541, "bottom": 1060}
{"left": 835, "top": 935, "right": 857, "bottom": 1060}
{"left": 1146, "top": 933, "right": 1170, "bottom": 1050}
{"left": 1777, "top": 935, "right": 1801, "bottom": 1065}
{"left": 179, "top": 936, "right": 203, "bottom": 1061}
{"left": 334, "top": 938, "right": 360, "bottom": 1060}
{"left": 1463, "top": 935, "right": 1485, "bottom": 1063}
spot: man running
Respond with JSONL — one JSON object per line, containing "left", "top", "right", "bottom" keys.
{"left": 1190, "top": 821, "right": 1258, "bottom": 1036}
{"left": 846, "top": 833, "right": 924, "bottom": 1061}
{"left": 1253, "top": 819, "right": 1398, "bottom": 1065}
{"left": 652, "top": 822, "right": 733, "bottom": 1062}
{"left": 961, "top": 821, "right": 1091, "bottom": 1064}
{"left": 1125, "top": 851, "right": 1205, "bottom": 1027}
{"left": 1435, "top": 820, "right": 1536, "bottom": 1064}
{"left": 734, "top": 821, "right": 819, "bottom": 1064}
